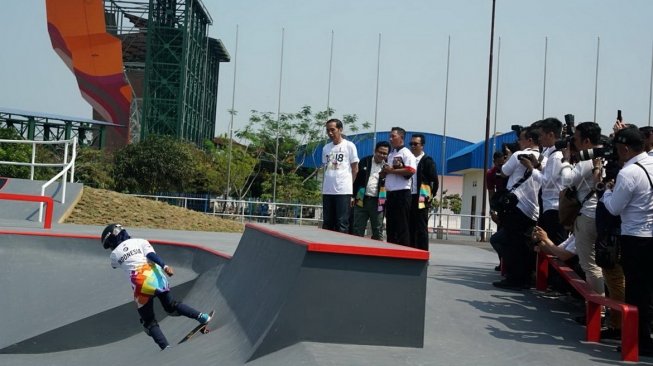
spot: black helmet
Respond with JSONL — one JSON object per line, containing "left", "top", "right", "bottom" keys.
{"left": 101, "top": 224, "right": 128, "bottom": 249}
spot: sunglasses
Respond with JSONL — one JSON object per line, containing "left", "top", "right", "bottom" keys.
{"left": 409, "top": 142, "right": 421, "bottom": 146}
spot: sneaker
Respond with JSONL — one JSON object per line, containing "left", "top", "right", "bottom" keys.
{"left": 197, "top": 312, "right": 211, "bottom": 325}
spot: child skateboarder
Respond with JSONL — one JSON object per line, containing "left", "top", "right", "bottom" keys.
{"left": 101, "top": 223, "right": 211, "bottom": 349}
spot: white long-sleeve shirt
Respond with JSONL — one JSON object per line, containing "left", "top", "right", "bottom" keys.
{"left": 601, "top": 152, "right": 653, "bottom": 237}
{"left": 560, "top": 159, "right": 597, "bottom": 218}
{"left": 532, "top": 147, "right": 564, "bottom": 212}
{"left": 501, "top": 148, "right": 541, "bottom": 221}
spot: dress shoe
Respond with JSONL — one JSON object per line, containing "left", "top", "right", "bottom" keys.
{"left": 492, "top": 279, "right": 527, "bottom": 291}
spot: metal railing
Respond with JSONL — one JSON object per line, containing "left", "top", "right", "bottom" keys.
{"left": 429, "top": 212, "right": 498, "bottom": 241}
{"left": 129, "top": 193, "right": 499, "bottom": 240}
{"left": 0, "top": 137, "right": 78, "bottom": 222}
{"left": 209, "top": 199, "right": 322, "bottom": 226}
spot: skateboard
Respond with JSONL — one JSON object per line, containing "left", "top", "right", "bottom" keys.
{"left": 178, "top": 310, "right": 214, "bottom": 344}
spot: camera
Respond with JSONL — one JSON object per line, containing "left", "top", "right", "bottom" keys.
{"left": 577, "top": 135, "right": 615, "bottom": 161}
{"left": 517, "top": 153, "right": 536, "bottom": 161}
{"left": 554, "top": 114, "right": 575, "bottom": 150}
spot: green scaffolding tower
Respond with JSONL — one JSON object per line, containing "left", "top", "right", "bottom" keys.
{"left": 141, "top": 0, "right": 229, "bottom": 146}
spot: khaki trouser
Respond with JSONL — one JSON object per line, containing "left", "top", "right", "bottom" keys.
{"left": 574, "top": 214, "right": 605, "bottom": 296}
{"left": 603, "top": 264, "right": 625, "bottom": 329}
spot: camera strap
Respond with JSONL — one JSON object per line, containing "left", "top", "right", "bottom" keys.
{"left": 508, "top": 169, "right": 532, "bottom": 193}
{"left": 634, "top": 162, "right": 653, "bottom": 190}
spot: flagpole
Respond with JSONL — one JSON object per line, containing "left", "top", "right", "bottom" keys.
{"left": 372, "top": 33, "right": 381, "bottom": 152}
{"left": 542, "top": 36, "right": 548, "bottom": 119}
{"left": 492, "top": 36, "right": 501, "bottom": 155}
{"left": 326, "top": 30, "right": 334, "bottom": 117}
{"left": 272, "top": 27, "right": 285, "bottom": 224}
{"left": 437, "top": 35, "right": 451, "bottom": 235}
{"left": 226, "top": 24, "right": 239, "bottom": 200}
{"left": 480, "top": 0, "right": 497, "bottom": 242}
{"left": 648, "top": 40, "right": 653, "bottom": 126}
{"left": 593, "top": 36, "right": 600, "bottom": 122}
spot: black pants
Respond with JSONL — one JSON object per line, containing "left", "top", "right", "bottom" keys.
{"left": 138, "top": 291, "right": 200, "bottom": 349}
{"left": 502, "top": 208, "right": 536, "bottom": 286}
{"left": 620, "top": 235, "right": 653, "bottom": 350}
{"left": 322, "top": 194, "right": 351, "bottom": 233}
{"left": 537, "top": 209, "right": 567, "bottom": 245}
{"left": 409, "top": 194, "right": 430, "bottom": 250}
{"left": 385, "top": 189, "right": 411, "bottom": 246}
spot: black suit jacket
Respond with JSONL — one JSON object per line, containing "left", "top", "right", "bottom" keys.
{"left": 415, "top": 155, "right": 439, "bottom": 197}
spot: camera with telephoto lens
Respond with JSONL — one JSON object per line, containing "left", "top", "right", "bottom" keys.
{"left": 554, "top": 114, "right": 576, "bottom": 150}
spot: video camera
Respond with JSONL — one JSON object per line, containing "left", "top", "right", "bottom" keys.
{"left": 554, "top": 114, "right": 575, "bottom": 150}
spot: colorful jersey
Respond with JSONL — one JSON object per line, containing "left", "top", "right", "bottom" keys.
{"left": 110, "top": 238, "right": 169, "bottom": 307}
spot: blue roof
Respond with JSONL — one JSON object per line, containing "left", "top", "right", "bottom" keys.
{"left": 299, "top": 131, "right": 472, "bottom": 176}
{"left": 446, "top": 131, "right": 518, "bottom": 173}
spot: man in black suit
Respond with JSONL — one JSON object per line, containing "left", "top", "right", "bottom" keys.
{"left": 409, "top": 134, "right": 438, "bottom": 250}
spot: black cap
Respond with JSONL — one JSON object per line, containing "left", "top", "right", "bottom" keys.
{"left": 614, "top": 127, "right": 644, "bottom": 146}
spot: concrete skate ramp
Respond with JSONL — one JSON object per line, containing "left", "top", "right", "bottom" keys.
{"left": 0, "top": 224, "right": 427, "bottom": 365}
{"left": 0, "top": 177, "right": 83, "bottom": 223}
{"left": 222, "top": 224, "right": 428, "bottom": 361}
{"left": 0, "top": 231, "right": 227, "bottom": 354}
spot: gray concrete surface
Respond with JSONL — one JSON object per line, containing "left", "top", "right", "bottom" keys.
{"left": 0, "top": 221, "right": 648, "bottom": 365}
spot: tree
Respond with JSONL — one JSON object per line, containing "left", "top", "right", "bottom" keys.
{"left": 75, "top": 147, "right": 115, "bottom": 189}
{"left": 432, "top": 190, "right": 462, "bottom": 214}
{"left": 205, "top": 137, "right": 259, "bottom": 199}
{"left": 235, "top": 106, "right": 370, "bottom": 202}
{"left": 113, "top": 135, "right": 216, "bottom": 194}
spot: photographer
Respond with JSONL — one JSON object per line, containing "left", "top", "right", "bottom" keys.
{"left": 639, "top": 126, "right": 653, "bottom": 156}
{"left": 532, "top": 118, "right": 568, "bottom": 245}
{"left": 492, "top": 126, "right": 541, "bottom": 290}
{"left": 601, "top": 127, "right": 653, "bottom": 356}
{"left": 560, "top": 122, "right": 604, "bottom": 298}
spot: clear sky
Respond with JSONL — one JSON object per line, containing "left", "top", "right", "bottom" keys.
{"left": 2, "top": 0, "right": 653, "bottom": 143}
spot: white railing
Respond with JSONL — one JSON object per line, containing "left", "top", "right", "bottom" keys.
{"left": 209, "top": 199, "right": 322, "bottom": 225}
{"left": 0, "top": 137, "right": 78, "bottom": 222}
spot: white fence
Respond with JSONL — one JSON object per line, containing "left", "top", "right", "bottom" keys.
{"left": 0, "top": 137, "right": 77, "bottom": 221}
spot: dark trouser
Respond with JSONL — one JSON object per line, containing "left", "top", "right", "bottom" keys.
{"left": 490, "top": 228, "right": 507, "bottom": 260}
{"left": 409, "top": 194, "right": 430, "bottom": 250}
{"left": 352, "top": 196, "right": 384, "bottom": 240}
{"left": 537, "top": 209, "right": 567, "bottom": 245}
{"left": 138, "top": 291, "right": 201, "bottom": 349}
{"left": 385, "top": 189, "right": 411, "bottom": 246}
{"left": 502, "top": 208, "right": 537, "bottom": 286}
{"left": 322, "top": 194, "right": 351, "bottom": 233}
{"left": 620, "top": 235, "right": 653, "bottom": 350}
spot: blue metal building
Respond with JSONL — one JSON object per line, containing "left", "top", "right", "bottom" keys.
{"left": 446, "top": 131, "right": 518, "bottom": 174}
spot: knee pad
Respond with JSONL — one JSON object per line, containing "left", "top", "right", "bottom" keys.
{"left": 140, "top": 318, "right": 159, "bottom": 336}
{"left": 164, "top": 300, "right": 181, "bottom": 316}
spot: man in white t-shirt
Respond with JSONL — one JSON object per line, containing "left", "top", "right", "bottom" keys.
{"left": 383, "top": 127, "right": 416, "bottom": 246}
{"left": 322, "top": 118, "right": 359, "bottom": 233}
{"left": 102, "top": 224, "right": 212, "bottom": 350}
